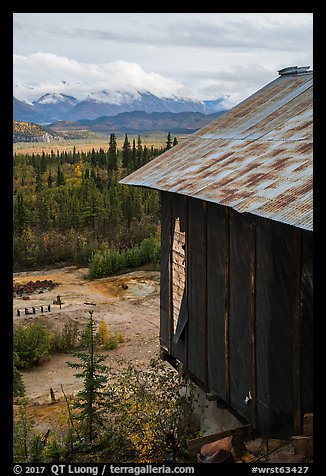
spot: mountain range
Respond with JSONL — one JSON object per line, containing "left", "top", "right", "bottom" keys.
{"left": 48, "top": 110, "right": 226, "bottom": 136}
{"left": 13, "top": 91, "right": 226, "bottom": 125}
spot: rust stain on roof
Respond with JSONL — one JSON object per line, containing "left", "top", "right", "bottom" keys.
{"left": 120, "top": 71, "right": 313, "bottom": 231}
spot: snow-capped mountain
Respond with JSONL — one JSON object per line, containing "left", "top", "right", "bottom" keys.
{"left": 13, "top": 97, "right": 48, "bottom": 124}
{"left": 13, "top": 90, "right": 227, "bottom": 124}
{"left": 32, "top": 93, "right": 78, "bottom": 121}
{"left": 33, "top": 92, "right": 77, "bottom": 105}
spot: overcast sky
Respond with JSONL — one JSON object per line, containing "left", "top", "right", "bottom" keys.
{"left": 13, "top": 12, "right": 313, "bottom": 108}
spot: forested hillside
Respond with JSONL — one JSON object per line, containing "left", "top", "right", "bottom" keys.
{"left": 13, "top": 120, "right": 62, "bottom": 143}
{"left": 13, "top": 133, "right": 173, "bottom": 271}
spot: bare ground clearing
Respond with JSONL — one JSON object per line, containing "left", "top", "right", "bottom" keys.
{"left": 13, "top": 268, "right": 305, "bottom": 463}
{"left": 13, "top": 266, "right": 161, "bottom": 430}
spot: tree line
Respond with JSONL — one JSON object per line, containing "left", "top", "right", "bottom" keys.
{"left": 13, "top": 133, "right": 177, "bottom": 270}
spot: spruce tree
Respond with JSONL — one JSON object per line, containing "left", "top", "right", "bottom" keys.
{"left": 56, "top": 166, "right": 65, "bottom": 186}
{"left": 142, "top": 145, "right": 149, "bottom": 166}
{"left": 40, "top": 151, "right": 47, "bottom": 174}
{"left": 131, "top": 139, "right": 137, "bottom": 171}
{"left": 37, "top": 197, "right": 49, "bottom": 230}
{"left": 136, "top": 135, "right": 143, "bottom": 168}
{"left": 14, "top": 192, "right": 28, "bottom": 234}
{"left": 47, "top": 171, "right": 53, "bottom": 188}
{"left": 97, "top": 148, "right": 106, "bottom": 167}
{"left": 66, "top": 311, "right": 108, "bottom": 444}
{"left": 122, "top": 133, "right": 131, "bottom": 170}
{"left": 108, "top": 133, "right": 118, "bottom": 171}
{"left": 166, "top": 132, "right": 172, "bottom": 150}
{"left": 35, "top": 170, "right": 43, "bottom": 192}
{"left": 90, "top": 167, "right": 97, "bottom": 182}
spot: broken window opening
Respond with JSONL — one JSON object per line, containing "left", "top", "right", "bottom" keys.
{"left": 172, "top": 217, "right": 186, "bottom": 335}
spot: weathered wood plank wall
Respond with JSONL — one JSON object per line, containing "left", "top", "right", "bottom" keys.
{"left": 160, "top": 192, "right": 313, "bottom": 438}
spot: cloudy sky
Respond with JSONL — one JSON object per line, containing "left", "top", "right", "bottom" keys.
{"left": 13, "top": 12, "right": 313, "bottom": 108}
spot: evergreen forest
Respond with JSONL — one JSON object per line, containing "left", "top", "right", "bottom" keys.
{"left": 13, "top": 133, "right": 176, "bottom": 273}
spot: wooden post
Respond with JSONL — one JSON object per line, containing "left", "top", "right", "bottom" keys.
{"left": 303, "top": 413, "right": 313, "bottom": 436}
{"left": 50, "top": 388, "right": 56, "bottom": 403}
{"left": 292, "top": 436, "right": 313, "bottom": 459}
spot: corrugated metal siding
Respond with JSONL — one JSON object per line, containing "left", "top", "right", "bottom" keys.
{"left": 120, "top": 72, "right": 313, "bottom": 231}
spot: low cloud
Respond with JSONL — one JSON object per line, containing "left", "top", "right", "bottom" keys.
{"left": 13, "top": 52, "right": 194, "bottom": 103}
{"left": 13, "top": 51, "right": 312, "bottom": 109}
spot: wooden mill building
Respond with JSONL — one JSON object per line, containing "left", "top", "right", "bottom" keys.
{"left": 120, "top": 66, "right": 313, "bottom": 438}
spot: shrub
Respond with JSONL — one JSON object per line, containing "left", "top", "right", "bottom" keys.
{"left": 13, "top": 352, "right": 25, "bottom": 397}
{"left": 88, "top": 236, "right": 160, "bottom": 279}
{"left": 28, "top": 434, "right": 45, "bottom": 463}
{"left": 53, "top": 319, "right": 80, "bottom": 352}
{"left": 79, "top": 318, "right": 124, "bottom": 351}
{"left": 14, "top": 403, "right": 67, "bottom": 464}
{"left": 106, "top": 356, "right": 195, "bottom": 462}
{"left": 43, "top": 434, "right": 66, "bottom": 463}
{"left": 13, "top": 321, "right": 53, "bottom": 368}
{"left": 13, "top": 402, "right": 34, "bottom": 462}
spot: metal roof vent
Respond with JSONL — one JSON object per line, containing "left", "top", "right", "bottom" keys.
{"left": 278, "top": 66, "right": 311, "bottom": 76}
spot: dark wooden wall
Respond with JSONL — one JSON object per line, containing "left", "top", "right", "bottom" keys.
{"left": 160, "top": 191, "right": 313, "bottom": 438}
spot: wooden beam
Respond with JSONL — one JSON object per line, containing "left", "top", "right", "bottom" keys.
{"left": 188, "top": 424, "right": 252, "bottom": 454}
{"left": 292, "top": 229, "right": 302, "bottom": 435}
{"left": 303, "top": 413, "right": 313, "bottom": 436}
{"left": 224, "top": 207, "right": 230, "bottom": 403}
{"left": 250, "top": 221, "right": 257, "bottom": 428}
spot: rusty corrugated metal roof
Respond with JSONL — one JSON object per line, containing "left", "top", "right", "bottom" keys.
{"left": 120, "top": 70, "right": 313, "bottom": 231}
